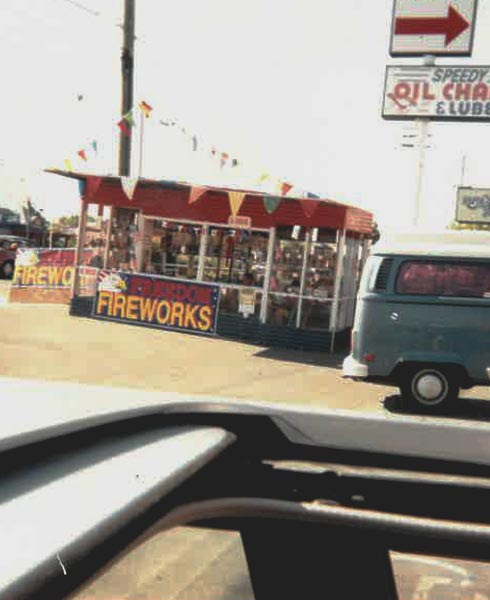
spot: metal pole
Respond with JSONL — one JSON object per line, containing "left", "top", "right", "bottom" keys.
{"left": 103, "top": 207, "right": 114, "bottom": 268}
{"left": 296, "top": 228, "right": 311, "bottom": 329}
{"left": 197, "top": 224, "right": 209, "bottom": 281}
{"left": 460, "top": 154, "right": 467, "bottom": 186}
{"left": 135, "top": 110, "right": 146, "bottom": 273}
{"left": 138, "top": 106, "right": 144, "bottom": 178}
{"left": 72, "top": 199, "right": 88, "bottom": 298}
{"left": 329, "top": 228, "right": 346, "bottom": 353}
{"left": 260, "top": 227, "right": 276, "bottom": 323}
{"left": 413, "top": 118, "right": 428, "bottom": 228}
{"left": 413, "top": 54, "right": 434, "bottom": 228}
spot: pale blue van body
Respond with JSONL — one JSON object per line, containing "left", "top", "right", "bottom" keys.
{"left": 343, "top": 232, "right": 490, "bottom": 408}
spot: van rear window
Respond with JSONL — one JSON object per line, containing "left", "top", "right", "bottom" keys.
{"left": 396, "top": 261, "right": 490, "bottom": 298}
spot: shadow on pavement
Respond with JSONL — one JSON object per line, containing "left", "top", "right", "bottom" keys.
{"left": 383, "top": 394, "right": 490, "bottom": 423}
{"left": 254, "top": 347, "right": 345, "bottom": 369}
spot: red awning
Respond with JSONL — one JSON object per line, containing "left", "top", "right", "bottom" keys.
{"left": 47, "top": 170, "right": 374, "bottom": 235}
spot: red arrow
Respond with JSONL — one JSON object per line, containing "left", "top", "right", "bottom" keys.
{"left": 395, "top": 4, "right": 470, "bottom": 46}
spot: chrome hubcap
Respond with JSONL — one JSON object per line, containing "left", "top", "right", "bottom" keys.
{"left": 413, "top": 372, "right": 447, "bottom": 404}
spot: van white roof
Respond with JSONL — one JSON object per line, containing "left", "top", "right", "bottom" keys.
{"left": 373, "top": 231, "right": 490, "bottom": 259}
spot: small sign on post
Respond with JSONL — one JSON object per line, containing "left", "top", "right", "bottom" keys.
{"left": 390, "top": 1, "right": 478, "bottom": 57}
{"left": 456, "top": 187, "right": 490, "bottom": 223}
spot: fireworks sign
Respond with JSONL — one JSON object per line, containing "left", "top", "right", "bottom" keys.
{"left": 93, "top": 271, "right": 220, "bottom": 336}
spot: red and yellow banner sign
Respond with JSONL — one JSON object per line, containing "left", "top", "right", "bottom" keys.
{"left": 92, "top": 272, "right": 220, "bottom": 335}
{"left": 12, "top": 249, "right": 95, "bottom": 289}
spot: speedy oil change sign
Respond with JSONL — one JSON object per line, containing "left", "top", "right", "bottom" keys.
{"left": 93, "top": 272, "right": 220, "bottom": 336}
{"left": 383, "top": 65, "right": 490, "bottom": 120}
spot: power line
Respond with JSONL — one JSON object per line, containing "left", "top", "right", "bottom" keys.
{"left": 61, "top": 0, "right": 100, "bottom": 17}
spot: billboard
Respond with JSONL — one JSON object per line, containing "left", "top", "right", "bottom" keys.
{"left": 390, "top": 0, "right": 477, "bottom": 57}
{"left": 92, "top": 271, "right": 220, "bottom": 336}
{"left": 456, "top": 187, "right": 490, "bottom": 223}
{"left": 383, "top": 65, "right": 490, "bottom": 121}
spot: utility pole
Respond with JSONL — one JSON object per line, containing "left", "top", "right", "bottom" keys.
{"left": 104, "top": 0, "right": 135, "bottom": 269}
{"left": 119, "top": 0, "right": 135, "bottom": 176}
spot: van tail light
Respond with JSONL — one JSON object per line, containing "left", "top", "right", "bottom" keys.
{"left": 364, "top": 354, "right": 375, "bottom": 363}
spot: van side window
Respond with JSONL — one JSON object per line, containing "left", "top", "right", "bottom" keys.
{"left": 396, "top": 261, "right": 490, "bottom": 298}
{"left": 364, "top": 257, "right": 393, "bottom": 292}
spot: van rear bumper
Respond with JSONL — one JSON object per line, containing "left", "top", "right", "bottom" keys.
{"left": 343, "top": 355, "right": 368, "bottom": 379}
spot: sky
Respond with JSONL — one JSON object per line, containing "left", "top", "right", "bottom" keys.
{"left": 1, "top": 0, "right": 490, "bottom": 232}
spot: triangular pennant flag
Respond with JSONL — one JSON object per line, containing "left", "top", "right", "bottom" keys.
{"left": 263, "top": 195, "right": 281, "bottom": 214}
{"left": 139, "top": 100, "right": 153, "bottom": 117}
{"left": 77, "top": 149, "right": 87, "bottom": 162}
{"left": 220, "top": 152, "right": 229, "bottom": 169}
{"left": 64, "top": 159, "right": 73, "bottom": 172}
{"left": 258, "top": 172, "right": 270, "bottom": 183}
{"left": 301, "top": 198, "right": 318, "bottom": 218}
{"left": 91, "top": 140, "right": 98, "bottom": 153}
{"left": 192, "top": 136, "right": 198, "bottom": 151}
{"left": 189, "top": 186, "right": 207, "bottom": 204}
{"left": 78, "top": 179, "right": 86, "bottom": 197}
{"left": 280, "top": 182, "right": 293, "bottom": 196}
{"left": 118, "top": 119, "right": 131, "bottom": 136}
{"left": 121, "top": 176, "right": 138, "bottom": 201}
{"left": 231, "top": 158, "right": 239, "bottom": 168}
{"left": 228, "top": 191, "right": 246, "bottom": 216}
{"left": 123, "top": 111, "right": 136, "bottom": 126}
{"left": 211, "top": 146, "right": 217, "bottom": 156}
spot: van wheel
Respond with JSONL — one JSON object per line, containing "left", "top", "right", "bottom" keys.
{"left": 399, "top": 366, "right": 459, "bottom": 412}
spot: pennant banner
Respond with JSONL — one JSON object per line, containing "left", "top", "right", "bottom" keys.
{"left": 280, "top": 182, "right": 293, "bottom": 196}
{"left": 91, "top": 140, "right": 98, "bottom": 153}
{"left": 139, "top": 100, "right": 153, "bottom": 118}
{"left": 121, "top": 176, "right": 139, "bottom": 201}
{"left": 228, "top": 191, "right": 246, "bottom": 216}
{"left": 118, "top": 119, "right": 131, "bottom": 137}
{"left": 189, "top": 186, "right": 207, "bottom": 205}
{"left": 78, "top": 180, "right": 86, "bottom": 197}
{"left": 77, "top": 149, "right": 87, "bottom": 162}
{"left": 263, "top": 195, "right": 281, "bottom": 215}
{"left": 123, "top": 110, "right": 136, "bottom": 126}
{"left": 64, "top": 159, "right": 73, "bottom": 172}
{"left": 301, "top": 199, "right": 319, "bottom": 219}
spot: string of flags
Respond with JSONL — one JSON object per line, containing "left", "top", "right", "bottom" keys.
{"left": 63, "top": 98, "right": 320, "bottom": 215}
{"left": 117, "top": 100, "right": 154, "bottom": 136}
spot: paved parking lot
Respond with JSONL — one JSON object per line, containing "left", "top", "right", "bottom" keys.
{"left": 0, "top": 298, "right": 391, "bottom": 411}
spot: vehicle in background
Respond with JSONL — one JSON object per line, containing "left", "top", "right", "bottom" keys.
{"left": 343, "top": 231, "right": 490, "bottom": 412}
{"left": 0, "top": 235, "right": 38, "bottom": 279}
